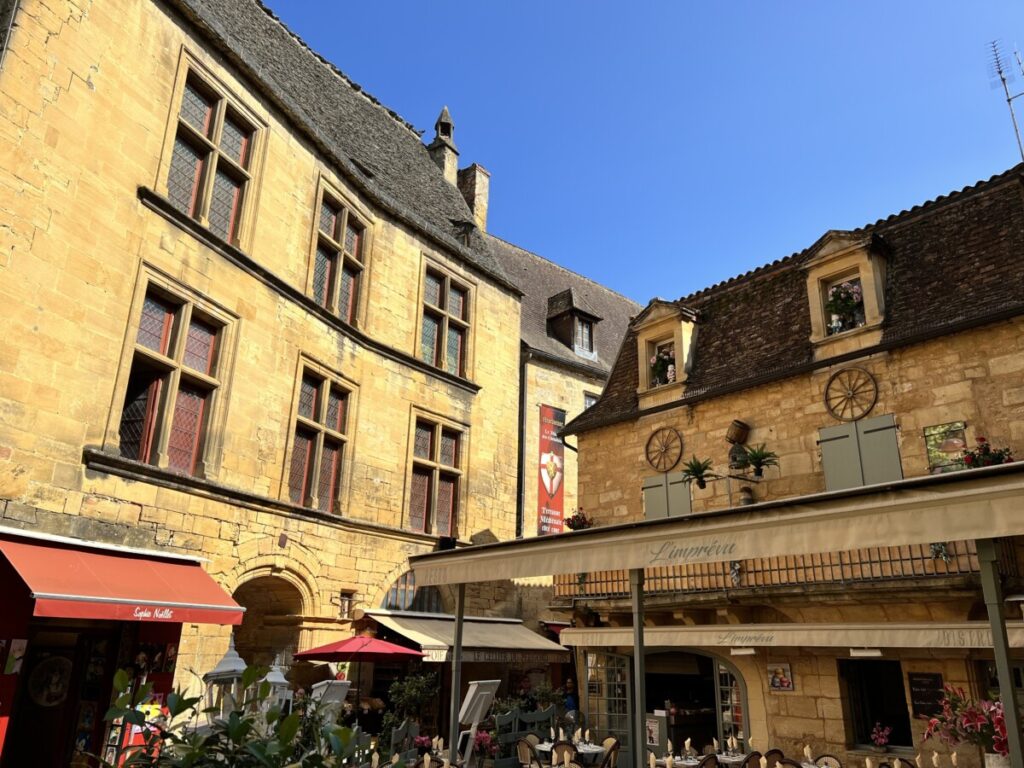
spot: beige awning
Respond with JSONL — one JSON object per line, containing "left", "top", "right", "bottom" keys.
{"left": 561, "top": 622, "right": 1024, "bottom": 650}
{"left": 410, "top": 464, "right": 1024, "bottom": 586}
{"left": 370, "top": 610, "right": 569, "bottom": 664}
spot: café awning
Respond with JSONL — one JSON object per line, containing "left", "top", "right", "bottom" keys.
{"left": 561, "top": 622, "right": 1024, "bottom": 650}
{"left": 410, "top": 463, "right": 1024, "bottom": 586}
{"left": 0, "top": 528, "right": 244, "bottom": 625}
{"left": 369, "top": 610, "right": 569, "bottom": 664}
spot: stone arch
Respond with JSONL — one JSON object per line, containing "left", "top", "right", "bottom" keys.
{"left": 226, "top": 543, "right": 323, "bottom": 618}
{"left": 372, "top": 560, "right": 414, "bottom": 609}
{"left": 232, "top": 575, "right": 306, "bottom": 667}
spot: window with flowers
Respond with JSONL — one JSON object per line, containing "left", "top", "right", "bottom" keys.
{"left": 824, "top": 276, "right": 866, "bottom": 335}
{"left": 649, "top": 341, "right": 676, "bottom": 387}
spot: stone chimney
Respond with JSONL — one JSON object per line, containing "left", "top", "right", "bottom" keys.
{"left": 457, "top": 164, "right": 490, "bottom": 232}
{"left": 427, "top": 106, "right": 458, "bottom": 185}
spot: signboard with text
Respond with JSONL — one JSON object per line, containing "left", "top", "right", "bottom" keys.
{"left": 537, "top": 405, "right": 566, "bottom": 535}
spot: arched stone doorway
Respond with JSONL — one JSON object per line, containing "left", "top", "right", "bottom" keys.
{"left": 232, "top": 576, "right": 305, "bottom": 666}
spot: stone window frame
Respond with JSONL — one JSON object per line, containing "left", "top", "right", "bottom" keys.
{"left": 633, "top": 303, "right": 696, "bottom": 400}
{"left": 804, "top": 233, "right": 887, "bottom": 358}
{"left": 583, "top": 391, "right": 600, "bottom": 411}
{"left": 104, "top": 265, "right": 240, "bottom": 481}
{"left": 155, "top": 48, "right": 268, "bottom": 252}
{"left": 281, "top": 355, "right": 359, "bottom": 516}
{"left": 404, "top": 408, "right": 469, "bottom": 538}
{"left": 416, "top": 257, "right": 476, "bottom": 379}
{"left": 305, "top": 174, "right": 376, "bottom": 328}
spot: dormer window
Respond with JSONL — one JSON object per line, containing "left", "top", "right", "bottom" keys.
{"left": 547, "top": 288, "right": 602, "bottom": 361}
{"left": 575, "top": 318, "right": 594, "bottom": 353}
{"left": 632, "top": 300, "right": 697, "bottom": 409}
{"left": 803, "top": 231, "right": 888, "bottom": 359}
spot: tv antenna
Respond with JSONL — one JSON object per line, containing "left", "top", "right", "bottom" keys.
{"left": 989, "top": 40, "right": 1024, "bottom": 162}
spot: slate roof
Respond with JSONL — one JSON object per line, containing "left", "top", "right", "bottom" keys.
{"left": 566, "top": 165, "right": 1024, "bottom": 435}
{"left": 166, "top": 0, "right": 515, "bottom": 291}
{"left": 487, "top": 235, "right": 641, "bottom": 376}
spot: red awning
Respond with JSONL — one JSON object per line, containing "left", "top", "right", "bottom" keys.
{"left": 0, "top": 534, "right": 243, "bottom": 625}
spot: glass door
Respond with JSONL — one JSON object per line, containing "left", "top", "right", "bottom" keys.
{"left": 715, "top": 662, "right": 745, "bottom": 750}
{"left": 584, "top": 652, "right": 632, "bottom": 768}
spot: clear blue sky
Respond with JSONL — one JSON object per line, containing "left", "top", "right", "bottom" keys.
{"left": 266, "top": 1, "right": 1024, "bottom": 304}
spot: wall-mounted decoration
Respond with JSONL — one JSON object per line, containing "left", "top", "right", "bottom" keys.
{"left": 768, "top": 663, "right": 794, "bottom": 692}
{"left": 537, "top": 405, "right": 567, "bottom": 535}
{"left": 824, "top": 366, "right": 878, "bottom": 421}
{"left": 646, "top": 427, "right": 683, "bottom": 472}
{"left": 924, "top": 421, "right": 966, "bottom": 472}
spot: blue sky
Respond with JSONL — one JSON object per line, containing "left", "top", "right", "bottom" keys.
{"left": 266, "top": 1, "right": 1024, "bottom": 304}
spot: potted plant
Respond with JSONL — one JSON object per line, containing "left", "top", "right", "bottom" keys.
{"left": 744, "top": 444, "right": 779, "bottom": 478}
{"left": 564, "top": 509, "right": 593, "bottom": 531}
{"left": 824, "top": 279, "right": 865, "bottom": 334}
{"left": 681, "top": 456, "right": 714, "bottom": 489}
{"left": 923, "top": 684, "right": 1010, "bottom": 768}
{"left": 649, "top": 347, "right": 676, "bottom": 387}
{"left": 870, "top": 722, "right": 892, "bottom": 753}
{"left": 473, "top": 729, "right": 498, "bottom": 768}
{"left": 960, "top": 436, "right": 1014, "bottom": 468}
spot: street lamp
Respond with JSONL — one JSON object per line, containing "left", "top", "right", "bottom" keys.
{"left": 261, "top": 657, "right": 294, "bottom": 714}
{"left": 203, "top": 634, "right": 247, "bottom": 720}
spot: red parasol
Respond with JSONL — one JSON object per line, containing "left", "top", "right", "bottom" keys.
{"left": 294, "top": 635, "right": 424, "bottom": 663}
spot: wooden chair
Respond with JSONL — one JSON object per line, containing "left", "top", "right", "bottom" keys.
{"left": 778, "top": 759, "right": 805, "bottom": 768}
{"left": 525, "top": 734, "right": 542, "bottom": 747}
{"left": 697, "top": 756, "right": 718, "bottom": 768}
{"left": 744, "top": 751, "right": 763, "bottom": 768}
{"left": 764, "top": 750, "right": 785, "bottom": 768}
{"left": 517, "top": 738, "right": 545, "bottom": 768}
{"left": 703, "top": 745, "right": 718, "bottom": 756}
{"left": 814, "top": 755, "right": 843, "bottom": 768}
{"left": 550, "top": 741, "right": 578, "bottom": 767}
{"left": 597, "top": 739, "right": 620, "bottom": 768}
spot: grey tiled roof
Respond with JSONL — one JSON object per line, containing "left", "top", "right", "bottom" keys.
{"left": 167, "top": 0, "right": 515, "bottom": 290}
{"left": 566, "top": 164, "right": 1024, "bottom": 434}
{"left": 488, "top": 235, "right": 641, "bottom": 375}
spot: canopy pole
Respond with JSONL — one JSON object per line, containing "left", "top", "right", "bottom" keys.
{"left": 449, "top": 582, "right": 466, "bottom": 763}
{"left": 630, "top": 568, "right": 647, "bottom": 768}
{"left": 978, "top": 538, "right": 1023, "bottom": 768}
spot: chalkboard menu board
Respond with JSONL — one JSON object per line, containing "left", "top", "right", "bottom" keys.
{"left": 909, "top": 672, "right": 945, "bottom": 717}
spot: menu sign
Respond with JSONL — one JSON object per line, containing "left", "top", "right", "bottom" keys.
{"left": 909, "top": 672, "right": 945, "bottom": 717}
{"left": 537, "top": 405, "right": 566, "bottom": 535}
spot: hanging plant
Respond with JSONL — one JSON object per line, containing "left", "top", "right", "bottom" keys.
{"left": 743, "top": 444, "right": 779, "bottom": 478}
{"left": 680, "top": 456, "right": 714, "bottom": 489}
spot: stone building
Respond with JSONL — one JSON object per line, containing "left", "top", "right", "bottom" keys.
{"left": 487, "top": 236, "right": 640, "bottom": 538}
{"left": 546, "top": 166, "right": 1024, "bottom": 766}
{"left": 0, "top": 0, "right": 612, "bottom": 761}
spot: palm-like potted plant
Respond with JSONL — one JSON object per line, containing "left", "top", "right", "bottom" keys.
{"left": 744, "top": 444, "right": 779, "bottom": 478}
{"left": 681, "top": 456, "right": 714, "bottom": 489}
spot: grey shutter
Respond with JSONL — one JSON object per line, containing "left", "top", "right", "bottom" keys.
{"left": 819, "top": 422, "right": 862, "bottom": 491}
{"left": 642, "top": 475, "right": 668, "bottom": 520}
{"left": 666, "top": 471, "right": 692, "bottom": 518}
{"left": 856, "top": 414, "right": 903, "bottom": 485}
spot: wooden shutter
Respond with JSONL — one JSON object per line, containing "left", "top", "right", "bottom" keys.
{"left": 665, "top": 471, "right": 692, "bottom": 517}
{"left": 642, "top": 475, "right": 668, "bottom": 520}
{"left": 856, "top": 414, "right": 903, "bottom": 485}
{"left": 819, "top": 422, "right": 862, "bottom": 491}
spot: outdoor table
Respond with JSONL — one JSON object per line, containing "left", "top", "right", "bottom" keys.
{"left": 716, "top": 755, "right": 748, "bottom": 766}
{"left": 655, "top": 758, "right": 700, "bottom": 767}
{"left": 535, "top": 742, "right": 607, "bottom": 764}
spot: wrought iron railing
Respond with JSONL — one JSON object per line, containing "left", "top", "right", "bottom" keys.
{"left": 553, "top": 539, "right": 1017, "bottom": 600}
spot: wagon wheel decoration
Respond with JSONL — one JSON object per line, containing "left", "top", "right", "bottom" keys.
{"left": 645, "top": 427, "right": 683, "bottom": 472}
{"left": 824, "top": 366, "right": 878, "bottom": 422}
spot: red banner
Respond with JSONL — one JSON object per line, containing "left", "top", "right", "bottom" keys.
{"left": 537, "top": 405, "right": 566, "bottom": 535}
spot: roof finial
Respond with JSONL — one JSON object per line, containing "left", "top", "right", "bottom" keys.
{"left": 434, "top": 106, "right": 455, "bottom": 147}
{"left": 428, "top": 106, "right": 459, "bottom": 185}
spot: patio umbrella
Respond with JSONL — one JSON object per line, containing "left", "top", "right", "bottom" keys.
{"left": 295, "top": 635, "right": 425, "bottom": 720}
{"left": 295, "top": 635, "right": 425, "bottom": 663}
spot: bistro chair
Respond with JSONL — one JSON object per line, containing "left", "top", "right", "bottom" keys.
{"left": 744, "top": 752, "right": 763, "bottom": 768}
{"left": 518, "top": 738, "right": 545, "bottom": 768}
{"left": 525, "top": 733, "right": 542, "bottom": 747}
{"left": 778, "top": 759, "right": 805, "bottom": 768}
{"left": 551, "top": 741, "right": 578, "bottom": 767}
{"left": 877, "top": 763, "right": 892, "bottom": 768}
{"left": 764, "top": 751, "right": 785, "bottom": 768}
{"left": 815, "top": 755, "right": 843, "bottom": 768}
{"left": 697, "top": 756, "right": 719, "bottom": 768}
{"left": 703, "top": 745, "right": 718, "bottom": 756}
{"left": 597, "top": 738, "right": 620, "bottom": 768}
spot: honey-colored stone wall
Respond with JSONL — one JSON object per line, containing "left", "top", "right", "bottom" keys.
{"left": 0, "top": 0, "right": 523, "bottom": 688}
{"left": 578, "top": 319, "right": 1024, "bottom": 522}
{"left": 523, "top": 359, "right": 606, "bottom": 536}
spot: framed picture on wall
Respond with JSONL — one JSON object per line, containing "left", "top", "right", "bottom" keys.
{"left": 768, "top": 663, "right": 795, "bottom": 692}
